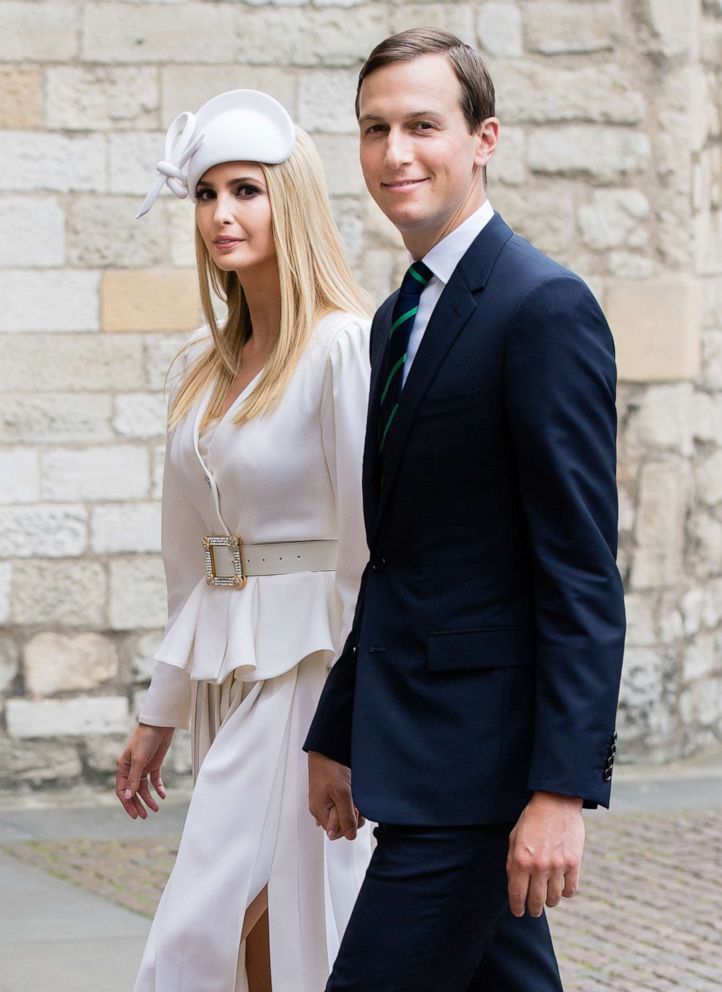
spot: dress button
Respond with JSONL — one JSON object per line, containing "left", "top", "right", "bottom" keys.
{"left": 204, "top": 474, "right": 212, "bottom": 488}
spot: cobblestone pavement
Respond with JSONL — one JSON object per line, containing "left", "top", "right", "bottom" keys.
{"left": 2, "top": 808, "right": 722, "bottom": 991}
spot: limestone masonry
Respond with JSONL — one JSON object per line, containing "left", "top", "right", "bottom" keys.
{"left": 1, "top": 0, "right": 721, "bottom": 791}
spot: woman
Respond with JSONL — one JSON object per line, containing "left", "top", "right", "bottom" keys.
{"left": 116, "top": 90, "right": 372, "bottom": 992}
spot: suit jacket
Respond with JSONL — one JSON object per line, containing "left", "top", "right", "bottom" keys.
{"left": 304, "top": 214, "right": 626, "bottom": 826}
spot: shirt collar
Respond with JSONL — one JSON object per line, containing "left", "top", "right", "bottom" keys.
{"left": 416, "top": 200, "right": 495, "bottom": 286}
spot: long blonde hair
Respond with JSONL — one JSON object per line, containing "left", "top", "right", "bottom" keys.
{"left": 168, "top": 126, "right": 371, "bottom": 429}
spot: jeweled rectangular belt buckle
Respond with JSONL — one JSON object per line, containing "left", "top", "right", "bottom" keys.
{"left": 202, "top": 535, "right": 247, "bottom": 589}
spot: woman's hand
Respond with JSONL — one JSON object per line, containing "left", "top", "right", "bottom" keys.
{"left": 115, "top": 724, "right": 175, "bottom": 820}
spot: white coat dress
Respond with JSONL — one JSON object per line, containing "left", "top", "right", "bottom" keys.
{"left": 133, "top": 310, "right": 373, "bottom": 992}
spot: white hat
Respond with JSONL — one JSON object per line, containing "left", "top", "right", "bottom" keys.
{"left": 137, "top": 89, "right": 296, "bottom": 218}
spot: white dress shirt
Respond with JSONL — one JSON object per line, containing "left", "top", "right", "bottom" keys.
{"left": 402, "top": 199, "right": 494, "bottom": 385}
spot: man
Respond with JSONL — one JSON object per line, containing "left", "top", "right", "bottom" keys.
{"left": 304, "top": 28, "right": 625, "bottom": 991}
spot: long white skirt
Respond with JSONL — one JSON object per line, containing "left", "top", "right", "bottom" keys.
{"left": 134, "top": 652, "right": 371, "bottom": 992}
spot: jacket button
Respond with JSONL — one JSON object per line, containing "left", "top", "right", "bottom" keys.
{"left": 371, "top": 556, "right": 386, "bottom": 573}
{"left": 351, "top": 645, "right": 358, "bottom": 663}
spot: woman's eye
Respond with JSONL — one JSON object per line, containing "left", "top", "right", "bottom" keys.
{"left": 197, "top": 189, "right": 215, "bottom": 201}
{"left": 236, "top": 184, "right": 260, "bottom": 198}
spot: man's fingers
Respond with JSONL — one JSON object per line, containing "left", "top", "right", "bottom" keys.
{"left": 333, "top": 791, "right": 358, "bottom": 840}
{"left": 545, "top": 871, "right": 565, "bottom": 909}
{"left": 326, "top": 807, "right": 340, "bottom": 840}
{"left": 506, "top": 866, "right": 530, "bottom": 918}
{"left": 526, "top": 872, "right": 549, "bottom": 918}
{"left": 562, "top": 864, "right": 580, "bottom": 899}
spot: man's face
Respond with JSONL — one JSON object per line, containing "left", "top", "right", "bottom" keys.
{"left": 358, "top": 53, "right": 496, "bottom": 256}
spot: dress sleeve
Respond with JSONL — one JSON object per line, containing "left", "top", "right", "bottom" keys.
{"left": 136, "top": 346, "right": 206, "bottom": 730}
{"left": 319, "top": 317, "right": 371, "bottom": 664}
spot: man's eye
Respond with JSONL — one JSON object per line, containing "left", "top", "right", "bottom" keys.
{"left": 365, "top": 125, "right": 386, "bottom": 136}
{"left": 415, "top": 121, "right": 435, "bottom": 131}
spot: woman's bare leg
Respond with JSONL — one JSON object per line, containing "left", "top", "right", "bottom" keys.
{"left": 245, "top": 909, "right": 271, "bottom": 992}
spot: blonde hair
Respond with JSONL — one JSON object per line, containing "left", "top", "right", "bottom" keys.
{"left": 168, "top": 126, "right": 371, "bottom": 429}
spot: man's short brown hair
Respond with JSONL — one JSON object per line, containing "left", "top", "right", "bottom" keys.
{"left": 355, "top": 28, "right": 496, "bottom": 132}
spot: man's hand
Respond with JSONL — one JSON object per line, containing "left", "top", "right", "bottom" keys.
{"left": 115, "top": 724, "right": 174, "bottom": 820}
{"left": 308, "top": 751, "right": 365, "bottom": 841}
{"left": 506, "top": 791, "right": 584, "bottom": 918}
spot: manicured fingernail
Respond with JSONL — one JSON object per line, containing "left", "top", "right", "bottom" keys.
{"left": 158, "top": 785, "right": 166, "bottom": 798}
{"left": 124, "top": 789, "right": 133, "bottom": 800}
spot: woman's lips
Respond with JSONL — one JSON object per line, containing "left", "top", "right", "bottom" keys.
{"left": 214, "top": 238, "right": 243, "bottom": 250}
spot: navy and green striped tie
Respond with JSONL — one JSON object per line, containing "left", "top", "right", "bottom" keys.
{"left": 378, "top": 259, "right": 433, "bottom": 454}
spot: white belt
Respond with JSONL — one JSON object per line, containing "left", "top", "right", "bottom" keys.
{"left": 202, "top": 536, "right": 338, "bottom": 588}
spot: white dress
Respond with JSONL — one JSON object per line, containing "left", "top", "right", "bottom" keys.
{"left": 134, "top": 311, "right": 373, "bottom": 992}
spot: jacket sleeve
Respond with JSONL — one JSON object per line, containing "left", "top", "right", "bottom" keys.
{"left": 503, "top": 275, "right": 626, "bottom": 808}
{"left": 319, "top": 318, "right": 371, "bottom": 664}
{"left": 137, "top": 350, "right": 206, "bottom": 730}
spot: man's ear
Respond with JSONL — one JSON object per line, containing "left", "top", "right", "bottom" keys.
{"left": 474, "top": 117, "right": 500, "bottom": 169}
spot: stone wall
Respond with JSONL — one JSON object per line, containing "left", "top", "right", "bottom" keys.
{"left": 1, "top": 0, "right": 721, "bottom": 792}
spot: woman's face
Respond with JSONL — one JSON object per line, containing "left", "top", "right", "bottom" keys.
{"left": 195, "top": 161, "right": 276, "bottom": 276}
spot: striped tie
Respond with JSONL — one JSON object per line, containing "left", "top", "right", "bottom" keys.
{"left": 378, "top": 259, "right": 433, "bottom": 454}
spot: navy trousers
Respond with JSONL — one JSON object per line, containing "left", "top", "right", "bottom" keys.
{"left": 326, "top": 824, "right": 563, "bottom": 992}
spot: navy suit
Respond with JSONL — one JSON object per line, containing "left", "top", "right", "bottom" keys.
{"left": 305, "top": 214, "right": 625, "bottom": 989}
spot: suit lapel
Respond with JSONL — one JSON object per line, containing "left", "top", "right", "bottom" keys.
{"left": 368, "top": 213, "right": 515, "bottom": 545}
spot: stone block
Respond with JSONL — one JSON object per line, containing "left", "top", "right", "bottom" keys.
{"left": 331, "top": 196, "right": 364, "bottom": 269}
{"left": 0, "top": 449, "right": 39, "bottom": 503}
{"left": 691, "top": 512, "right": 722, "bottom": 580}
{"left": 361, "top": 248, "right": 406, "bottom": 305}
{"left": 617, "top": 646, "right": 676, "bottom": 743}
{"left": 695, "top": 449, "right": 722, "bottom": 506}
{"left": 298, "top": 70, "right": 359, "bottom": 134}
{"left": 67, "top": 196, "right": 169, "bottom": 269}
{"left": 477, "top": 3, "right": 523, "bottom": 56}
{"left": 389, "top": 5, "right": 475, "bottom": 41}
{"left": 151, "top": 443, "right": 165, "bottom": 500}
{"left": 113, "top": 393, "right": 166, "bottom": 440}
{"left": 624, "top": 383, "right": 694, "bottom": 458}
{"left": 309, "top": 135, "right": 364, "bottom": 196}
{"left": 2, "top": 335, "right": 144, "bottom": 393}
{"left": 0, "top": 196, "right": 65, "bottom": 267}
{"left": 702, "top": 331, "right": 722, "bottom": 389}
{"left": 0, "top": 270, "right": 99, "bottom": 333}
{"left": 702, "top": 577, "right": 722, "bottom": 628}
{"left": 166, "top": 200, "right": 197, "bottom": 267}
{"left": 646, "top": 0, "right": 700, "bottom": 59}
{"left": 0, "top": 636, "right": 19, "bottom": 693}
{"left": 0, "top": 563, "right": 11, "bottom": 624}
{"left": 6, "top": 697, "right": 129, "bottom": 738}
{"left": 623, "top": 593, "right": 656, "bottom": 647}
{"left": 607, "top": 277, "right": 701, "bottom": 382}
{"left": 0, "top": 3, "right": 78, "bottom": 60}
{"left": 694, "top": 198, "right": 722, "bottom": 277}
{"left": 91, "top": 503, "right": 161, "bottom": 554}
{"left": 0, "top": 132, "right": 106, "bottom": 193}
{"left": 109, "top": 131, "right": 166, "bottom": 196}
{"left": 0, "top": 504, "right": 87, "bottom": 558}
{"left": 0, "top": 67, "right": 42, "bottom": 128}
{"left": 46, "top": 66, "right": 159, "bottom": 130}
{"left": 0, "top": 394, "right": 113, "bottom": 444}
{"left": 679, "top": 678, "right": 722, "bottom": 729}
{"left": 145, "top": 334, "right": 187, "bottom": 391}
{"left": 361, "top": 194, "right": 404, "bottom": 249}
{"left": 109, "top": 556, "right": 167, "bottom": 630}
{"left": 630, "top": 460, "right": 689, "bottom": 589}
{"left": 682, "top": 634, "right": 719, "bottom": 683}
{"left": 160, "top": 66, "right": 297, "bottom": 125}
{"left": 496, "top": 63, "right": 644, "bottom": 126}
{"left": 11, "top": 560, "right": 106, "bottom": 627}
{"left": 41, "top": 445, "right": 149, "bottom": 501}
{"left": 606, "top": 252, "right": 656, "bottom": 280}
{"left": 490, "top": 184, "right": 575, "bottom": 258}
{"left": 523, "top": 2, "right": 616, "bottom": 54}
{"left": 692, "top": 389, "right": 714, "bottom": 443}
{"left": 24, "top": 632, "right": 119, "bottom": 695}
{"left": 236, "top": 6, "right": 388, "bottom": 67}
{"left": 489, "top": 127, "right": 525, "bottom": 186}
{"left": 0, "top": 738, "right": 83, "bottom": 787}
{"left": 81, "top": 3, "right": 238, "bottom": 63}
{"left": 131, "top": 630, "right": 164, "bottom": 682}
{"left": 578, "top": 190, "right": 650, "bottom": 251}
{"left": 528, "top": 126, "right": 650, "bottom": 181}
{"left": 681, "top": 587, "right": 705, "bottom": 637}
{"left": 84, "top": 735, "right": 127, "bottom": 775}
{"left": 102, "top": 269, "right": 199, "bottom": 333}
